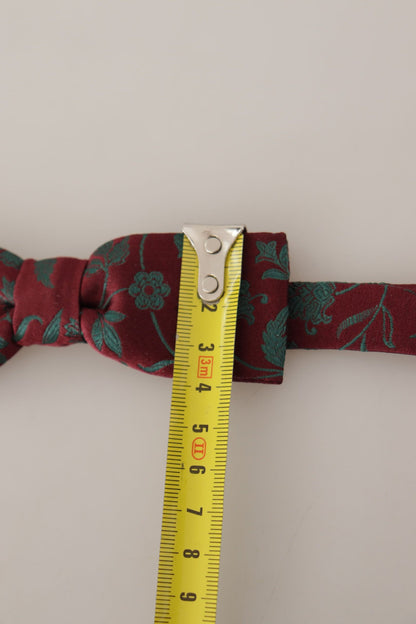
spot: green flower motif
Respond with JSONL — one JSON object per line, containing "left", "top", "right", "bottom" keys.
{"left": 64, "top": 317, "right": 83, "bottom": 340}
{"left": 128, "top": 271, "right": 170, "bottom": 311}
{"left": 289, "top": 281, "right": 336, "bottom": 335}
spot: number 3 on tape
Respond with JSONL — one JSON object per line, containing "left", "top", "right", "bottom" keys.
{"left": 154, "top": 224, "right": 245, "bottom": 624}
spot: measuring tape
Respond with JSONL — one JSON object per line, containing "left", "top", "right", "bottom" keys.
{"left": 154, "top": 225, "right": 245, "bottom": 624}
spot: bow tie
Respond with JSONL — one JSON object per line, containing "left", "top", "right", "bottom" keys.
{"left": 1, "top": 232, "right": 415, "bottom": 383}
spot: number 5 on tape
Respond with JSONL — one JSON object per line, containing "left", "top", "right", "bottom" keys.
{"left": 154, "top": 224, "right": 245, "bottom": 624}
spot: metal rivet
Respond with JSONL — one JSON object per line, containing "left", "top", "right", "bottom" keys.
{"left": 204, "top": 236, "right": 222, "bottom": 254}
{"left": 201, "top": 275, "right": 219, "bottom": 294}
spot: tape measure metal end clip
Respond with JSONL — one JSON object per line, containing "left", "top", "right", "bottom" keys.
{"left": 182, "top": 224, "right": 246, "bottom": 304}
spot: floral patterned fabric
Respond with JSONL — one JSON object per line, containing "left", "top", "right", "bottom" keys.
{"left": 0, "top": 233, "right": 289, "bottom": 383}
{"left": 1, "top": 233, "right": 415, "bottom": 384}
{"left": 287, "top": 281, "right": 415, "bottom": 355}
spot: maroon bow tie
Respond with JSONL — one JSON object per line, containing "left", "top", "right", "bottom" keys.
{"left": 1, "top": 231, "right": 415, "bottom": 383}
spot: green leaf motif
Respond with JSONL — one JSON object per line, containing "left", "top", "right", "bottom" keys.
{"left": 42, "top": 309, "right": 63, "bottom": 344}
{"left": 262, "top": 268, "right": 288, "bottom": 281}
{"left": 174, "top": 233, "right": 184, "bottom": 258}
{"left": 382, "top": 305, "right": 395, "bottom": 349}
{"left": 0, "top": 278, "right": 15, "bottom": 304}
{"left": 108, "top": 237, "right": 130, "bottom": 266}
{"left": 261, "top": 306, "right": 288, "bottom": 369}
{"left": 104, "top": 310, "right": 125, "bottom": 322}
{"left": 0, "top": 352, "right": 6, "bottom": 364}
{"left": 103, "top": 322, "right": 122, "bottom": 357}
{"left": 85, "top": 259, "right": 104, "bottom": 276}
{"left": 92, "top": 237, "right": 130, "bottom": 266}
{"left": 34, "top": 259, "right": 56, "bottom": 288}
{"left": 0, "top": 249, "right": 23, "bottom": 269}
{"left": 278, "top": 244, "right": 289, "bottom": 275}
{"left": 94, "top": 240, "right": 113, "bottom": 259}
{"left": 15, "top": 315, "right": 43, "bottom": 342}
{"left": 91, "top": 316, "right": 123, "bottom": 357}
{"left": 336, "top": 308, "right": 375, "bottom": 339}
{"left": 0, "top": 336, "right": 8, "bottom": 349}
{"left": 237, "top": 280, "right": 255, "bottom": 325}
{"left": 138, "top": 358, "right": 174, "bottom": 373}
{"left": 256, "top": 242, "right": 289, "bottom": 280}
{"left": 92, "top": 318, "right": 104, "bottom": 351}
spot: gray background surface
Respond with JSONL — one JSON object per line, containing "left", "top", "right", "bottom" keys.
{"left": 1, "top": 1, "right": 416, "bottom": 622}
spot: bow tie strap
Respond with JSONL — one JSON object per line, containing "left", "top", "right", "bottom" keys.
{"left": 287, "top": 281, "right": 416, "bottom": 357}
{"left": 1, "top": 233, "right": 415, "bottom": 384}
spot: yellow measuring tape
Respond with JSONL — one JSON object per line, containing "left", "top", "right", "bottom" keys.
{"left": 154, "top": 226, "right": 244, "bottom": 623}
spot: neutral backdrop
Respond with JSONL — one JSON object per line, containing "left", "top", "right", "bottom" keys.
{"left": 1, "top": 2, "right": 416, "bottom": 623}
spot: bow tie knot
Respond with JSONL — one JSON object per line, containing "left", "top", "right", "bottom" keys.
{"left": 13, "top": 257, "right": 87, "bottom": 347}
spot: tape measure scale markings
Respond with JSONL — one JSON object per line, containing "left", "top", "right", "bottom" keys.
{"left": 154, "top": 225, "right": 245, "bottom": 624}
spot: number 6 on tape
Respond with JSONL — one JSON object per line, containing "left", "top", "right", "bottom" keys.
{"left": 154, "top": 224, "right": 245, "bottom": 624}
